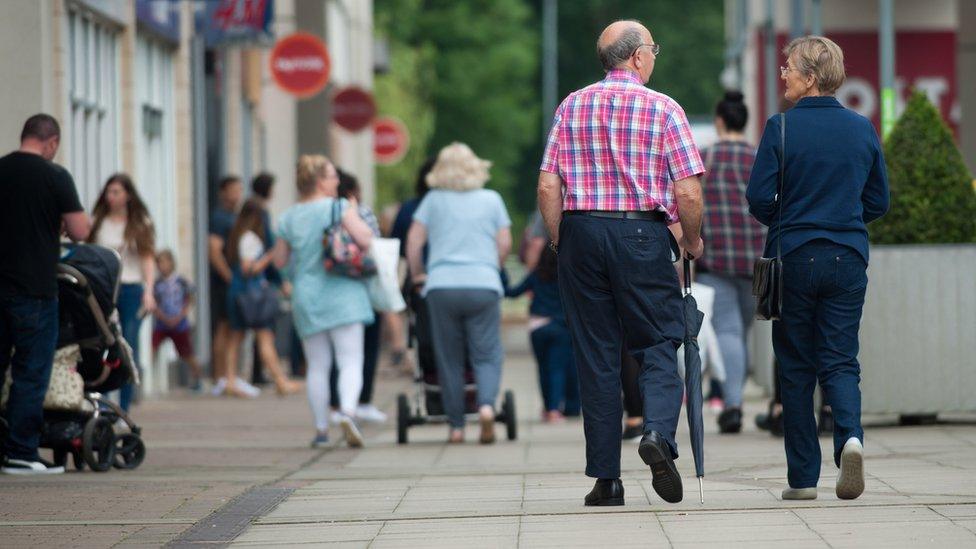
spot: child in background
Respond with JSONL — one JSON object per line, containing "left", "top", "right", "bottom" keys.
{"left": 504, "top": 246, "right": 580, "bottom": 423}
{"left": 152, "top": 250, "right": 204, "bottom": 391}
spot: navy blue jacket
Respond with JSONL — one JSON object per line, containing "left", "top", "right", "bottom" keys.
{"left": 746, "top": 96, "right": 889, "bottom": 262}
{"left": 504, "top": 271, "right": 566, "bottom": 324}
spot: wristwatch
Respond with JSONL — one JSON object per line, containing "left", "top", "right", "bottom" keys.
{"left": 548, "top": 240, "right": 558, "bottom": 253}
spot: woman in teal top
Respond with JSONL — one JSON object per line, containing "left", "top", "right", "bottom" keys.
{"left": 272, "top": 155, "right": 375, "bottom": 449}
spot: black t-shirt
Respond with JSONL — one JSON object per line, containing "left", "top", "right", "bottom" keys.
{"left": 0, "top": 152, "right": 83, "bottom": 298}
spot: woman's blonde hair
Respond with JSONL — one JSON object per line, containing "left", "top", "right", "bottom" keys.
{"left": 296, "top": 154, "right": 331, "bottom": 196}
{"left": 783, "top": 35, "right": 846, "bottom": 95}
{"left": 425, "top": 142, "right": 492, "bottom": 191}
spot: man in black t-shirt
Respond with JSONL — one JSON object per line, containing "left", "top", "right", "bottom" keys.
{"left": 0, "top": 114, "right": 90, "bottom": 475}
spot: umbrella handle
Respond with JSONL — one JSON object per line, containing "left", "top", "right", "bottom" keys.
{"left": 682, "top": 255, "right": 693, "bottom": 294}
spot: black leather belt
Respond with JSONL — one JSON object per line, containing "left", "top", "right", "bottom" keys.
{"left": 565, "top": 210, "right": 666, "bottom": 222}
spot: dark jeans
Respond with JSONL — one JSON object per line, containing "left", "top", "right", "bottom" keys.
{"left": 558, "top": 214, "right": 684, "bottom": 479}
{"left": 773, "top": 239, "right": 867, "bottom": 488}
{"left": 529, "top": 321, "right": 580, "bottom": 415}
{"left": 0, "top": 296, "right": 58, "bottom": 461}
{"left": 117, "top": 283, "right": 144, "bottom": 412}
{"left": 329, "top": 313, "right": 381, "bottom": 405}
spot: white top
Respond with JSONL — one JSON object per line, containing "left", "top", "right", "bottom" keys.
{"left": 96, "top": 217, "right": 143, "bottom": 284}
{"left": 239, "top": 230, "right": 264, "bottom": 262}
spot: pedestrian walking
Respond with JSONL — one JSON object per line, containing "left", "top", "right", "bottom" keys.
{"left": 696, "top": 91, "right": 766, "bottom": 434}
{"left": 272, "top": 155, "right": 375, "bottom": 449}
{"left": 248, "top": 172, "right": 278, "bottom": 387}
{"left": 151, "top": 250, "right": 204, "bottom": 392}
{"left": 406, "top": 143, "right": 512, "bottom": 444}
{"left": 224, "top": 200, "right": 302, "bottom": 398}
{"left": 0, "top": 114, "right": 90, "bottom": 475}
{"left": 89, "top": 173, "right": 156, "bottom": 412}
{"left": 538, "top": 20, "right": 705, "bottom": 506}
{"left": 746, "top": 36, "right": 889, "bottom": 501}
{"left": 504, "top": 247, "right": 580, "bottom": 423}
{"left": 328, "top": 169, "right": 387, "bottom": 424}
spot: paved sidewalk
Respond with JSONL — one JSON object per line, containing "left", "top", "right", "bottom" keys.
{"left": 2, "top": 326, "right": 976, "bottom": 547}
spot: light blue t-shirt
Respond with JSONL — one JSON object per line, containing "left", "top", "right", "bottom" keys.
{"left": 277, "top": 197, "right": 374, "bottom": 338}
{"left": 413, "top": 189, "right": 511, "bottom": 296}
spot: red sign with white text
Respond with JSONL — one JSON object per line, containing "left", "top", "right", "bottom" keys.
{"left": 333, "top": 87, "right": 377, "bottom": 132}
{"left": 269, "top": 33, "right": 330, "bottom": 98}
{"left": 757, "top": 31, "right": 958, "bottom": 135}
{"left": 374, "top": 117, "right": 410, "bottom": 165}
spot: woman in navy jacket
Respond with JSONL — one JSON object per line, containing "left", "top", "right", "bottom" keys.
{"left": 747, "top": 36, "right": 889, "bottom": 502}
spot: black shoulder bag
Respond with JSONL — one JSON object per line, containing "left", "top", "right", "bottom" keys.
{"left": 752, "top": 112, "right": 785, "bottom": 321}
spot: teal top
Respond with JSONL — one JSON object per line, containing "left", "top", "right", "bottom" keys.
{"left": 277, "top": 197, "right": 374, "bottom": 338}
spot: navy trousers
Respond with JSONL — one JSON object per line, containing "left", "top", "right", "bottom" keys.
{"left": 773, "top": 239, "right": 867, "bottom": 489}
{"left": 557, "top": 214, "right": 684, "bottom": 479}
{"left": 0, "top": 296, "right": 58, "bottom": 461}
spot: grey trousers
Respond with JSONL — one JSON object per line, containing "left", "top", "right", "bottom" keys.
{"left": 697, "top": 272, "right": 755, "bottom": 408}
{"left": 425, "top": 288, "right": 503, "bottom": 428}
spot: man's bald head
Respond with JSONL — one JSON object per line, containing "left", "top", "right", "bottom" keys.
{"left": 597, "top": 20, "right": 650, "bottom": 72}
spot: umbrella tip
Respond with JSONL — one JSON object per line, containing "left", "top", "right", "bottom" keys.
{"left": 698, "top": 478, "right": 704, "bottom": 504}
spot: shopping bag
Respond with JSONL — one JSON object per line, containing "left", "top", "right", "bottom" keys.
{"left": 366, "top": 237, "right": 406, "bottom": 313}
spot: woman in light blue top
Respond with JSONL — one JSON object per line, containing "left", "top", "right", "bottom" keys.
{"left": 272, "top": 155, "right": 374, "bottom": 449}
{"left": 407, "top": 142, "right": 512, "bottom": 444}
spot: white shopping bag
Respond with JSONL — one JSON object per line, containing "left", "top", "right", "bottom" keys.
{"left": 366, "top": 237, "right": 407, "bottom": 313}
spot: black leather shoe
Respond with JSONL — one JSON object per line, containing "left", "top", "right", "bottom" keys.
{"left": 718, "top": 408, "right": 743, "bottom": 434}
{"left": 638, "top": 431, "right": 683, "bottom": 503}
{"left": 584, "top": 478, "right": 624, "bottom": 506}
{"left": 621, "top": 424, "right": 643, "bottom": 441}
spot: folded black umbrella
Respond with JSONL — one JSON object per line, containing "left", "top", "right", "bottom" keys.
{"left": 682, "top": 255, "right": 706, "bottom": 504}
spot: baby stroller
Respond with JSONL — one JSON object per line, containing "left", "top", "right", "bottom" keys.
{"left": 395, "top": 284, "right": 516, "bottom": 444}
{"left": 1, "top": 244, "right": 145, "bottom": 472}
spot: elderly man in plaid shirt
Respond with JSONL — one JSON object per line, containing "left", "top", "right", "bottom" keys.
{"left": 538, "top": 20, "right": 705, "bottom": 506}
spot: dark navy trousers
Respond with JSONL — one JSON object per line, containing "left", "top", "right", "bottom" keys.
{"left": 557, "top": 214, "right": 684, "bottom": 480}
{"left": 773, "top": 239, "right": 867, "bottom": 488}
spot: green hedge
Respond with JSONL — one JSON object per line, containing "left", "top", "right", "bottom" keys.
{"left": 870, "top": 91, "right": 976, "bottom": 244}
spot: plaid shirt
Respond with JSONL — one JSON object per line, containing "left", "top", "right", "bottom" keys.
{"left": 540, "top": 69, "right": 704, "bottom": 222}
{"left": 698, "top": 140, "right": 766, "bottom": 277}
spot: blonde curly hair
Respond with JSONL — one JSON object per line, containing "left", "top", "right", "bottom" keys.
{"left": 426, "top": 142, "right": 492, "bottom": 191}
{"left": 296, "top": 154, "right": 333, "bottom": 196}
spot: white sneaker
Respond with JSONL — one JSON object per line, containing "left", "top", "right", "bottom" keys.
{"left": 330, "top": 410, "right": 343, "bottom": 425}
{"left": 338, "top": 414, "right": 364, "bottom": 448}
{"left": 234, "top": 378, "right": 261, "bottom": 398}
{"left": 356, "top": 404, "right": 388, "bottom": 423}
{"left": 2, "top": 458, "right": 65, "bottom": 475}
{"left": 836, "top": 437, "right": 865, "bottom": 500}
{"left": 211, "top": 377, "right": 227, "bottom": 396}
{"left": 781, "top": 487, "right": 818, "bottom": 500}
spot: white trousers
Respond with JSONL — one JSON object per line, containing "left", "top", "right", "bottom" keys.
{"left": 302, "top": 323, "right": 364, "bottom": 431}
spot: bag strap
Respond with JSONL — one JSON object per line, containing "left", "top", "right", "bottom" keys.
{"left": 775, "top": 112, "right": 785, "bottom": 260}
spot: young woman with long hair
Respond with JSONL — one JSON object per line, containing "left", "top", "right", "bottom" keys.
{"left": 224, "top": 199, "right": 302, "bottom": 398}
{"left": 89, "top": 173, "right": 156, "bottom": 412}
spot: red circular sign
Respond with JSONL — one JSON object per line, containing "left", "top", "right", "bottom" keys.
{"left": 269, "top": 33, "right": 330, "bottom": 98}
{"left": 333, "top": 87, "right": 376, "bottom": 132}
{"left": 374, "top": 117, "right": 410, "bottom": 165}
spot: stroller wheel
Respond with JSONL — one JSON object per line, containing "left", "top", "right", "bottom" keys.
{"left": 502, "top": 390, "right": 517, "bottom": 441}
{"left": 82, "top": 416, "right": 115, "bottom": 472}
{"left": 397, "top": 394, "right": 410, "bottom": 445}
{"left": 112, "top": 433, "right": 146, "bottom": 470}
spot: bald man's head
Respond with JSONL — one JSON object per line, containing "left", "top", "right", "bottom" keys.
{"left": 597, "top": 20, "right": 650, "bottom": 72}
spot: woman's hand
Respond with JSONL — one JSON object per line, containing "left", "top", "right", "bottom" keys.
{"left": 411, "top": 273, "right": 427, "bottom": 293}
{"left": 141, "top": 291, "right": 157, "bottom": 316}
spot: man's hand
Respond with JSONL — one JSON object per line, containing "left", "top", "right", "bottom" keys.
{"left": 681, "top": 236, "right": 704, "bottom": 259}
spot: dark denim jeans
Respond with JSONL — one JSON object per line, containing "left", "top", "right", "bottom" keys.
{"left": 557, "top": 214, "right": 684, "bottom": 479}
{"left": 773, "top": 239, "right": 867, "bottom": 489}
{"left": 117, "top": 283, "right": 144, "bottom": 412}
{"left": 529, "top": 321, "right": 580, "bottom": 415}
{"left": 0, "top": 295, "right": 59, "bottom": 461}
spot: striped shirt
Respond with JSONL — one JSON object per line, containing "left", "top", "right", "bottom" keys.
{"left": 699, "top": 140, "right": 766, "bottom": 277}
{"left": 540, "top": 69, "right": 704, "bottom": 222}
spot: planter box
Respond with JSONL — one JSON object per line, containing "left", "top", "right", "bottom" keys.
{"left": 747, "top": 243, "right": 976, "bottom": 416}
{"left": 859, "top": 244, "right": 976, "bottom": 415}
